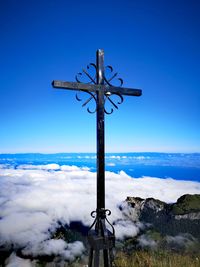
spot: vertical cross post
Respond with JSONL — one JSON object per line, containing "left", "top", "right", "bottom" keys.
{"left": 96, "top": 49, "right": 105, "bottom": 212}
{"left": 88, "top": 50, "right": 115, "bottom": 267}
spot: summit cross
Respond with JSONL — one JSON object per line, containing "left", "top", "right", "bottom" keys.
{"left": 52, "top": 49, "right": 142, "bottom": 267}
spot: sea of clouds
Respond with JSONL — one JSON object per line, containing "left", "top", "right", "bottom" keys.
{"left": 0, "top": 163, "right": 200, "bottom": 266}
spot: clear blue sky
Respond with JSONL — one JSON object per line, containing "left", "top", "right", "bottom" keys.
{"left": 0, "top": 0, "right": 199, "bottom": 153}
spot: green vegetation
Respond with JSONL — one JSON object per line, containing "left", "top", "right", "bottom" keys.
{"left": 114, "top": 250, "right": 200, "bottom": 267}
{"left": 145, "top": 230, "right": 163, "bottom": 242}
{"left": 32, "top": 250, "right": 200, "bottom": 267}
{"left": 172, "top": 194, "right": 200, "bottom": 215}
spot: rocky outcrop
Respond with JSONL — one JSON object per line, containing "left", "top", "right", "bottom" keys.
{"left": 171, "top": 194, "right": 200, "bottom": 216}
{"left": 123, "top": 194, "right": 200, "bottom": 239}
{"left": 175, "top": 212, "right": 200, "bottom": 220}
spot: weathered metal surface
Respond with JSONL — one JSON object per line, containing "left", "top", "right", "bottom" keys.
{"left": 96, "top": 49, "right": 105, "bottom": 212}
{"left": 52, "top": 80, "right": 142, "bottom": 96}
{"left": 52, "top": 49, "right": 142, "bottom": 267}
{"left": 88, "top": 208, "right": 115, "bottom": 267}
{"left": 88, "top": 232, "right": 115, "bottom": 250}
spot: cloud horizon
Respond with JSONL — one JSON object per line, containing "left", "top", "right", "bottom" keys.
{"left": 0, "top": 164, "right": 200, "bottom": 265}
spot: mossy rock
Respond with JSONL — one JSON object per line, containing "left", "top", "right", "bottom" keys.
{"left": 52, "top": 225, "right": 84, "bottom": 243}
{"left": 146, "top": 230, "right": 162, "bottom": 242}
{"left": 171, "top": 194, "right": 200, "bottom": 215}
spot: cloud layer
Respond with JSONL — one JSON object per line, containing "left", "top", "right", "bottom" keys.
{"left": 0, "top": 164, "right": 200, "bottom": 264}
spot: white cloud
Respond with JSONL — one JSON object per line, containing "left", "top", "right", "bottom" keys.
{"left": 114, "top": 220, "right": 142, "bottom": 239}
{"left": 106, "top": 162, "right": 116, "bottom": 166}
{"left": 137, "top": 234, "right": 157, "bottom": 249}
{"left": 60, "top": 165, "right": 90, "bottom": 171}
{"left": 166, "top": 233, "right": 197, "bottom": 249}
{"left": 5, "top": 253, "right": 34, "bottom": 267}
{"left": 0, "top": 165, "right": 200, "bottom": 261}
{"left": 109, "top": 155, "right": 121, "bottom": 159}
{"left": 18, "top": 164, "right": 60, "bottom": 170}
{"left": 17, "top": 164, "right": 90, "bottom": 172}
{"left": 22, "top": 239, "right": 85, "bottom": 261}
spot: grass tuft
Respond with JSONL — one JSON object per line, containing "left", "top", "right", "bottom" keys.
{"left": 114, "top": 250, "right": 200, "bottom": 267}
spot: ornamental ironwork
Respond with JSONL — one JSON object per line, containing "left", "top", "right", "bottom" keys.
{"left": 75, "top": 63, "right": 124, "bottom": 114}
{"left": 52, "top": 49, "right": 142, "bottom": 267}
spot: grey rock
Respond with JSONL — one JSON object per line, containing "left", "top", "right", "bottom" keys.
{"left": 123, "top": 194, "right": 200, "bottom": 238}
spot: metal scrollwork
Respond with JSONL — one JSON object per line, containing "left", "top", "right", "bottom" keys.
{"left": 103, "top": 65, "right": 124, "bottom": 114}
{"left": 104, "top": 92, "right": 124, "bottom": 114}
{"left": 75, "top": 63, "right": 97, "bottom": 84}
{"left": 75, "top": 63, "right": 124, "bottom": 114}
{"left": 75, "top": 63, "right": 97, "bottom": 113}
{"left": 76, "top": 90, "right": 97, "bottom": 114}
{"left": 89, "top": 209, "right": 115, "bottom": 235}
{"left": 104, "top": 65, "right": 124, "bottom": 87}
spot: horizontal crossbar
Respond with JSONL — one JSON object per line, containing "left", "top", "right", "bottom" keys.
{"left": 52, "top": 80, "right": 142, "bottom": 97}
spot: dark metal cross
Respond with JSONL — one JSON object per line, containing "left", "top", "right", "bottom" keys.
{"left": 52, "top": 49, "right": 142, "bottom": 267}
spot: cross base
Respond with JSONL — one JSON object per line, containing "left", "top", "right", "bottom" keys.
{"left": 88, "top": 209, "right": 115, "bottom": 267}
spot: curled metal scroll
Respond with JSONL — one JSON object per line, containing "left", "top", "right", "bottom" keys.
{"left": 104, "top": 65, "right": 124, "bottom": 87}
{"left": 75, "top": 63, "right": 97, "bottom": 84}
{"left": 75, "top": 63, "right": 124, "bottom": 115}
{"left": 75, "top": 63, "right": 97, "bottom": 113}
{"left": 89, "top": 209, "right": 115, "bottom": 235}
{"left": 104, "top": 93, "right": 124, "bottom": 114}
{"left": 76, "top": 90, "right": 97, "bottom": 114}
{"left": 103, "top": 65, "right": 124, "bottom": 114}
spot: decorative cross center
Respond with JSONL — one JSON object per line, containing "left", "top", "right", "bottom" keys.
{"left": 52, "top": 49, "right": 142, "bottom": 267}
{"left": 52, "top": 50, "right": 141, "bottom": 114}
{"left": 75, "top": 62, "right": 125, "bottom": 115}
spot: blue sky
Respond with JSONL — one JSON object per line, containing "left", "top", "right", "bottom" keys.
{"left": 0, "top": 0, "right": 199, "bottom": 153}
